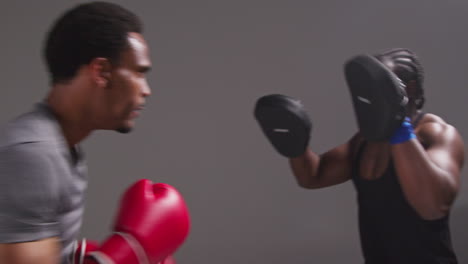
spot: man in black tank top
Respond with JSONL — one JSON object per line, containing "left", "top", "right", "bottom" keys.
{"left": 261, "top": 48, "right": 465, "bottom": 263}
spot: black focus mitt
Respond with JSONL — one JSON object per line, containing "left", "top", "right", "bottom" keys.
{"left": 344, "top": 54, "right": 408, "bottom": 141}
{"left": 254, "top": 94, "right": 312, "bottom": 157}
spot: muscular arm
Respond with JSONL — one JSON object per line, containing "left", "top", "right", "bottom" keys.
{"left": 289, "top": 135, "right": 359, "bottom": 189}
{"left": 0, "top": 143, "right": 63, "bottom": 263}
{"left": 0, "top": 237, "right": 61, "bottom": 264}
{"left": 392, "top": 121, "right": 465, "bottom": 220}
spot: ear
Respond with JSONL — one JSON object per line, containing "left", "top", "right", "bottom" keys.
{"left": 405, "top": 80, "right": 418, "bottom": 98}
{"left": 89, "top": 58, "right": 112, "bottom": 88}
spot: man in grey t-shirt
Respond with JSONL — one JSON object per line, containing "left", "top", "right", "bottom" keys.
{"left": 0, "top": 103, "right": 87, "bottom": 263}
{"left": 0, "top": 2, "right": 152, "bottom": 263}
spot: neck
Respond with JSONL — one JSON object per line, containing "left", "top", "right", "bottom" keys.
{"left": 408, "top": 108, "right": 422, "bottom": 123}
{"left": 46, "top": 82, "right": 93, "bottom": 147}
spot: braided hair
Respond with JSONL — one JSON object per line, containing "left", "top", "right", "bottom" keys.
{"left": 375, "top": 48, "right": 425, "bottom": 109}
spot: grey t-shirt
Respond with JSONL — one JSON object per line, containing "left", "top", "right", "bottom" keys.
{"left": 0, "top": 103, "right": 87, "bottom": 264}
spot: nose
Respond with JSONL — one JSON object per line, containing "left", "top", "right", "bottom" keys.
{"left": 141, "top": 79, "right": 151, "bottom": 97}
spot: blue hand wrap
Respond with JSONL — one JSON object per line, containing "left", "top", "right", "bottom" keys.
{"left": 390, "top": 117, "right": 416, "bottom": 144}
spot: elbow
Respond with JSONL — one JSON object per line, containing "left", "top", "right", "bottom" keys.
{"left": 293, "top": 169, "right": 326, "bottom": 189}
{"left": 296, "top": 178, "right": 320, "bottom": 189}
{"left": 297, "top": 181, "right": 312, "bottom": 189}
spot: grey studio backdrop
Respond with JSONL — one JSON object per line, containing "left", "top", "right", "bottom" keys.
{"left": 1, "top": 0, "right": 468, "bottom": 263}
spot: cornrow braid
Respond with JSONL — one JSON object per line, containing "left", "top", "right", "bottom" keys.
{"left": 375, "top": 48, "right": 425, "bottom": 109}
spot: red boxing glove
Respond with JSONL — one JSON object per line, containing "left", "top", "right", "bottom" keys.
{"left": 71, "top": 239, "right": 100, "bottom": 264}
{"left": 84, "top": 179, "right": 190, "bottom": 264}
{"left": 161, "top": 255, "right": 176, "bottom": 264}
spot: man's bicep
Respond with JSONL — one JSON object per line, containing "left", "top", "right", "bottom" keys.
{"left": 314, "top": 136, "right": 358, "bottom": 187}
{"left": 320, "top": 144, "right": 354, "bottom": 178}
{"left": 426, "top": 126, "right": 464, "bottom": 177}
{"left": 0, "top": 143, "right": 60, "bottom": 243}
{"left": 0, "top": 237, "right": 61, "bottom": 264}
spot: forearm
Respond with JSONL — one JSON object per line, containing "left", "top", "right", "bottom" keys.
{"left": 0, "top": 238, "right": 61, "bottom": 264}
{"left": 289, "top": 149, "right": 320, "bottom": 188}
{"left": 392, "top": 140, "right": 457, "bottom": 219}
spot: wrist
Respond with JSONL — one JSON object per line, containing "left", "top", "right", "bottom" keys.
{"left": 390, "top": 117, "right": 416, "bottom": 145}
{"left": 87, "top": 233, "right": 141, "bottom": 264}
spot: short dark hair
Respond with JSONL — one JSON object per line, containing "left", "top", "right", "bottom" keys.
{"left": 375, "top": 48, "right": 425, "bottom": 109}
{"left": 44, "top": 2, "right": 143, "bottom": 84}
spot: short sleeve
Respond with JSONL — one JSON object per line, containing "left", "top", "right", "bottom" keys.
{"left": 0, "top": 142, "right": 61, "bottom": 243}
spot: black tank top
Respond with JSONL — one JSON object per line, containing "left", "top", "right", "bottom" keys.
{"left": 351, "top": 113, "right": 458, "bottom": 264}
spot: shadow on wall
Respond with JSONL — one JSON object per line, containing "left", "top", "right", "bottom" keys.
{"left": 451, "top": 202, "right": 468, "bottom": 262}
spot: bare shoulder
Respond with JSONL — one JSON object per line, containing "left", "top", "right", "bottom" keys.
{"left": 418, "top": 113, "right": 445, "bottom": 125}
{"left": 320, "top": 132, "right": 361, "bottom": 162}
{"left": 417, "top": 113, "right": 459, "bottom": 140}
{"left": 416, "top": 113, "right": 464, "bottom": 156}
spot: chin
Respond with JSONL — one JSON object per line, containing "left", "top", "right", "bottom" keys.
{"left": 115, "top": 122, "right": 134, "bottom": 134}
{"left": 114, "top": 118, "right": 135, "bottom": 134}
{"left": 116, "top": 126, "right": 133, "bottom": 134}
